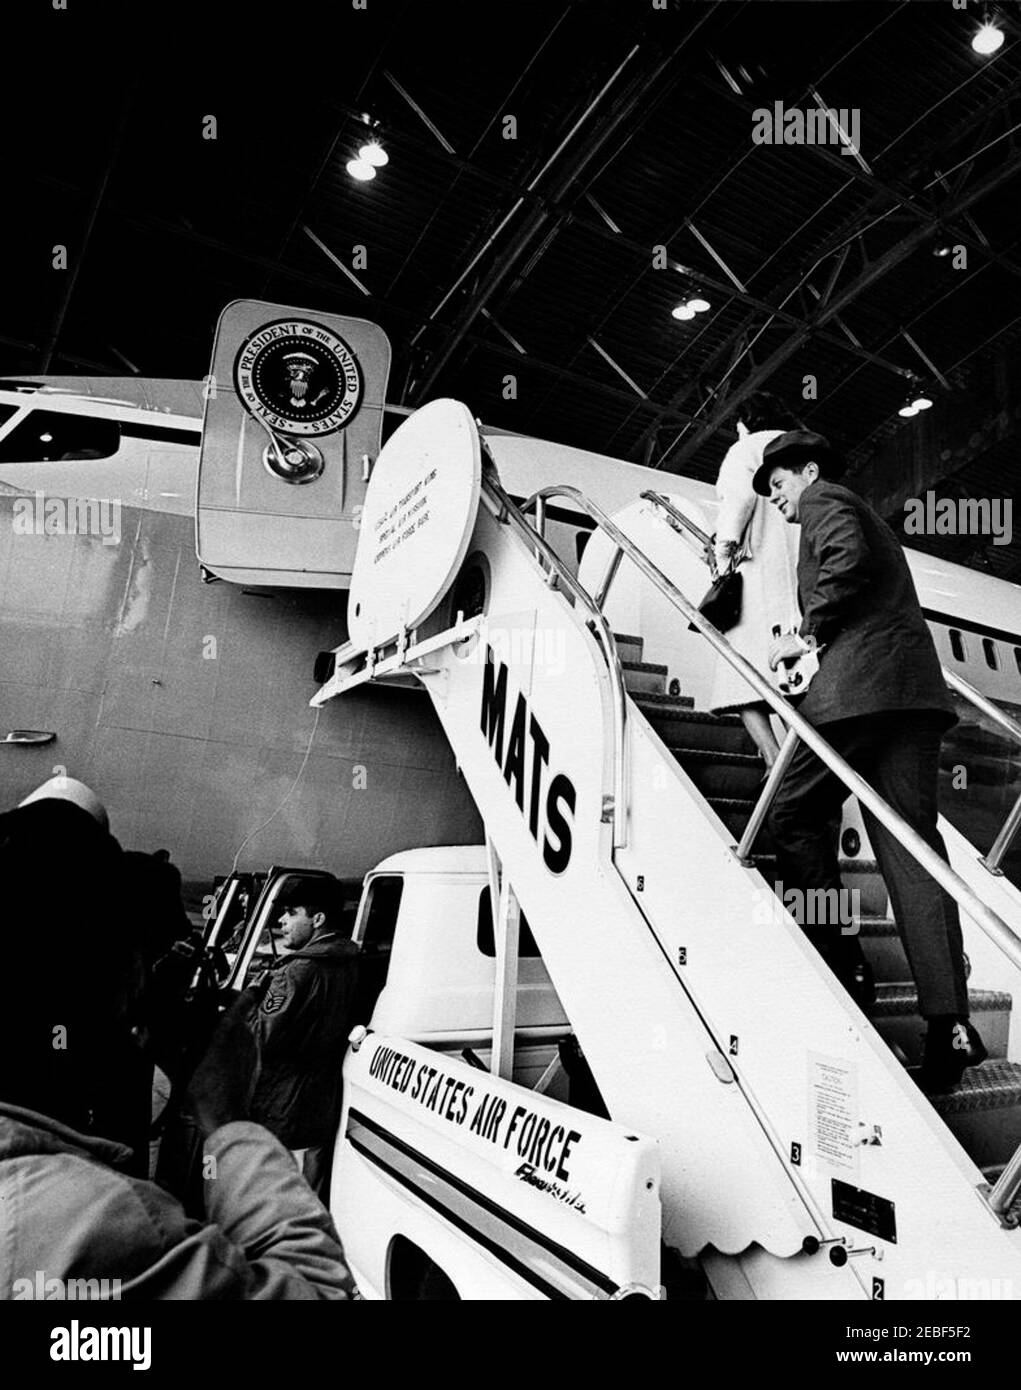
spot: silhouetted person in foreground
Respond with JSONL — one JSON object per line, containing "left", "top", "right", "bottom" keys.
{"left": 0, "top": 778, "right": 354, "bottom": 1299}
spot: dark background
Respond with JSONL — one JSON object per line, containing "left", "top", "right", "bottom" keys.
{"left": 5, "top": 0, "right": 1021, "bottom": 573}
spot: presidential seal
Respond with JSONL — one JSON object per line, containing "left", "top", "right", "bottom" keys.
{"left": 233, "top": 319, "right": 362, "bottom": 436}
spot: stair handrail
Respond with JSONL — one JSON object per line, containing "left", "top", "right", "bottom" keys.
{"left": 941, "top": 669, "right": 1021, "bottom": 876}
{"left": 517, "top": 483, "right": 1021, "bottom": 982}
{"left": 479, "top": 474, "right": 630, "bottom": 849}
{"left": 515, "top": 479, "right": 1021, "bottom": 1225}
{"left": 642, "top": 490, "right": 1021, "bottom": 877}
{"left": 943, "top": 667, "right": 1021, "bottom": 751}
{"left": 637, "top": 489, "right": 714, "bottom": 554}
{"left": 640, "top": 492, "right": 1021, "bottom": 748}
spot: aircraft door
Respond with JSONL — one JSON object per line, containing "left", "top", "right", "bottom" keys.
{"left": 197, "top": 300, "right": 391, "bottom": 588}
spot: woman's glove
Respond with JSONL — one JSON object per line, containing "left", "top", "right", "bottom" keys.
{"left": 714, "top": 537, "right": 740, "bottom": 574}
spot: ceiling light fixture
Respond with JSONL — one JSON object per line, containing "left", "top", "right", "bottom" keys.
{"left": 346, "top": 157, "right": 377, "bottom": 182}
{"left": 972, "top": 19, "right": 1005, "bottom": 54}
{"left": 672, "top": 297, "right": 710, "bottom": 321}
{"left": 898, "top": 393, "right": 933, "bottom": 419}
{"left": 358, "top": 139, "right": 389, "bottom": 168}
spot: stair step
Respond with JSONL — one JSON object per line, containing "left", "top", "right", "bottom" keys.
{"left": 612, "top": 632, "right": 644, "bottom": 664}
{"left": 707, "top": 797, "right": 778, "bottom": 853}
{"left": 671, "top": 748, "right": 763, "bottom": 767}
{"left": 835, "top": 857, "right": 890, "bottom": 918}
{"left": 669, "top": 748, "right": 765, "bottom": 800}
{"left": 929, "top": 1060, "right": 1021, "bottom": 1116}
{"left": 871, "top": 986, "right": 1011, "bottom": 1064}
{"left": 927, "top": 1061, "right": 1021, "bottom": 1169}
{"left": 839, "top": 858, "right": 881, "bottom": 875}
{"left": 632, "top": 697, "right": 755, "bottom": 756}
{"left": 622, "top": 660, "right": 668, "bottom": 695}
{"left": 632, "top": 694, "right": 742, "bottom": 723}
{"left": 858, "top": 911, "right": 983, "bottom": 992}
{"left": 857, "top": 915, "right": 912, "bottom": 982}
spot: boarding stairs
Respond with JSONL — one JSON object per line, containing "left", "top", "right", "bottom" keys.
{"left": 314, "top": 398, "right": 1021, "bottom": 1299}
{"left": 625, "top": 645, "right": 1021, "bottom": 1201}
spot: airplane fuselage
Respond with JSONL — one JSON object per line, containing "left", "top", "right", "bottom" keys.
{"left": 1, "top": 377, "right": 1018, "bottom": 905}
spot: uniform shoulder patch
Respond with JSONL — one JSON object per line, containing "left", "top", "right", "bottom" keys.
{"left": 260, "top": 969, "right": 291, "bottom": 1014}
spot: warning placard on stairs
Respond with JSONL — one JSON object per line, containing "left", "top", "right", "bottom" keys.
{"left": 809, "top": 1053, "right": 859, "bottom": 1177}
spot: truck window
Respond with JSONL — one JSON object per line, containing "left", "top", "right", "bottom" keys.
{"left": 476, "top": 889, "right": 541, "bottom": 957}
{"left": 361, "top": 875, "right": 404, "bottom": 950}
{"left": 0, "top": 409, "right": 120, "bottom": 462}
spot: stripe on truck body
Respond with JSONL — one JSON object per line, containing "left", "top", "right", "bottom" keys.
{"left": 345, "top": 1108, "right": 618, "bottom": 1301}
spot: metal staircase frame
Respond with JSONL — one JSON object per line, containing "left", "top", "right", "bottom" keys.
{"left": 516, "top": 478, "right": 1021, "bottom": 1224}
{"left": 316, "top": 462, "right": 1021, "bottom": 1227}
{"left": 518, "top": 480, "right": 1021, "bottom": 963}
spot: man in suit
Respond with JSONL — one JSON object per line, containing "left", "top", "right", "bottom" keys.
{"left": 751, "top": 430, "right": 986, "bottom": 1092}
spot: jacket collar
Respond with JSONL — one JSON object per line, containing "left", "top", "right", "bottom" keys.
{"left": 0, "top": 1100, "right": 133, "bottom": 1168}
{"left": 285, "top": 929, "right": 349, "bottom": 958}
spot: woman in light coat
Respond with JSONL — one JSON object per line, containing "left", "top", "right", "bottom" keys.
{"left": 708, "top": 411, "right": 803, "bottom": 768}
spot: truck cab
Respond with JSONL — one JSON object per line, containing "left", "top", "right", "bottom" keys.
{"left": 353, "top": 847, "right": 570, "bottom": 1086}
{"left": 216, "top": 846, "right": 664, "bottom": 1300}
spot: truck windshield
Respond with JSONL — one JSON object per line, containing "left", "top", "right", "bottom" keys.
{"left": 361, "top": 876, "right": 404, "bottom": 949}
{"left": 476, "top": 889, "right": 541, "bottom": 957}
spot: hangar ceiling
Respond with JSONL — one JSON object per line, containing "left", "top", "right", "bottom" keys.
{"left": 6, "top": 0, "right": 1021, "bottom": 575}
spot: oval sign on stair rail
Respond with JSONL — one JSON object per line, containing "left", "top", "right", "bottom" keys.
{"left": 348, "top": 398, "right": 481, "bottom": 651}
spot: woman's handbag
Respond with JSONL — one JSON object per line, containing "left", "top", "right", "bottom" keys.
{"left": 689, "top": 541, "right": 743, "bottom": 633}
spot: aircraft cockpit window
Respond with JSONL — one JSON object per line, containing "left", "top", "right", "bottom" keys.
{"left": 949, "top": 629, "right": 966, "bottom": 662}
{"left": 0, "top": 405, "right": 16, "bottom": 429}
{"left": 983, "top": 638, "right": 999, "bottom": 670}
{"left": 0, "top": 410, "right": 120, "bottom": 462}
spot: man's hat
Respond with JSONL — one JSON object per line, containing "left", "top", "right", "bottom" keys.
{"left": 19, "top": 775, "right": 109, "bottom": 829}
{"left": 751, "top": 429, "right": 841, "bottom": 496}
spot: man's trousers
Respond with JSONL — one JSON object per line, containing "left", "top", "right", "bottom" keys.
{"left": 769, "top": 710, "right": 968, "bottom": 1018}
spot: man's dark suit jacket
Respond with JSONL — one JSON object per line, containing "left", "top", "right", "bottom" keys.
{"left": 795, "top": 479, "right": 955, "bottom": 728}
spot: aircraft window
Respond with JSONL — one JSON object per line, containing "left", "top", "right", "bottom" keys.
{"left": 0, "top": 405, "right": 16, "bottom": 428}
{"left": 476, "top": 889, "right": 541, "bottom": 957}
{"left": 0, "top": 410, "right": 120, "bottom": 462}
{"left": 360, "top": 875, "right": 404, "bottom": 950}
{"left": 948, "top": 629, "right": 966, "bottom": 662}
{"left": 983, "top": 638, "right": 999, "bottom": 670}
